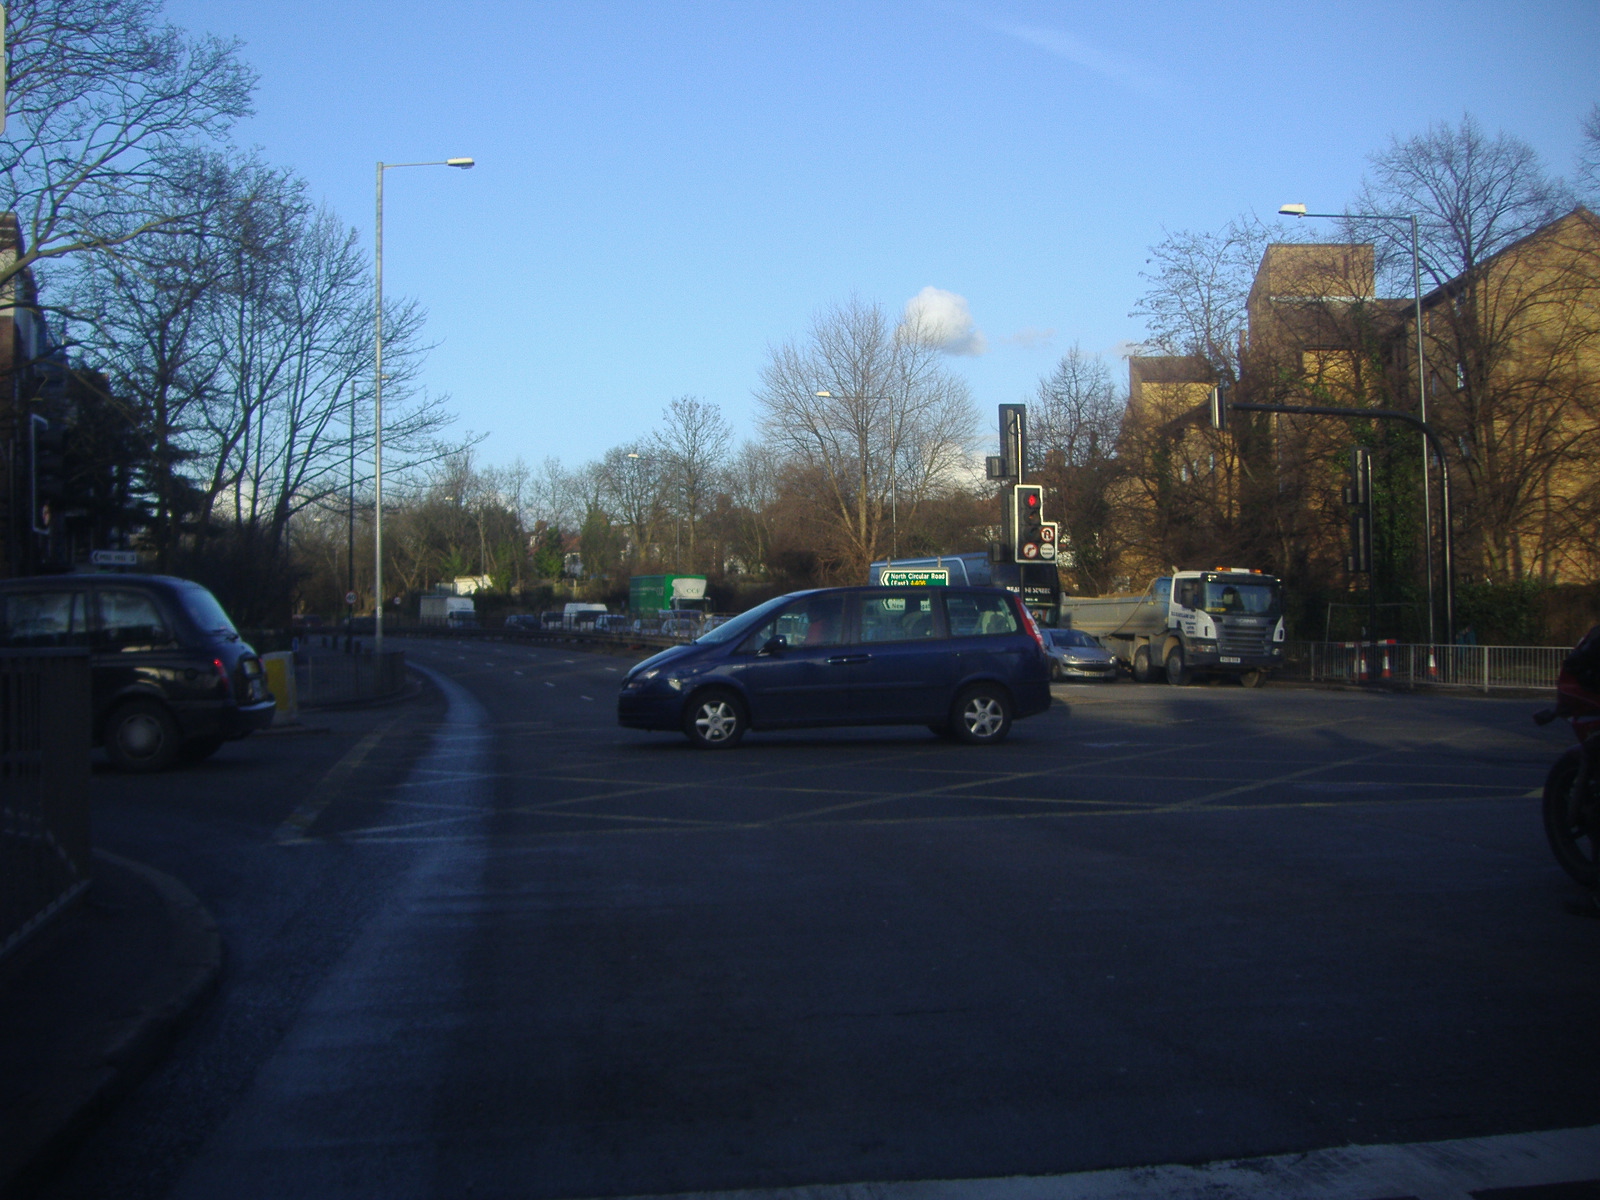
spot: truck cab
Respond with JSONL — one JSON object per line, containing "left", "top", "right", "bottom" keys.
{"left": 1161, "top": 570, "right": 1285, "bottom": 684}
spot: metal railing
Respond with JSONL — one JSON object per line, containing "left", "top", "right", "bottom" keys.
{"left": 297, "top": 649, "right": 408, "bottom": 707}
{"left": 1, "top": 651, "right": 93, "bottom": 963}
{"left": 1281, "top": 641, "right": 1567, "bottom": 692}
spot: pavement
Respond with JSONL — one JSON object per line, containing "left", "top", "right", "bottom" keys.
{"left": 0, "top": 850, "right": 221, "bottom": 1199}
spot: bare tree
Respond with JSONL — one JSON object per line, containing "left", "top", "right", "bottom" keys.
{"left": 0, "top": 0, "right": 254, "bottom": 291}
{"left": 598, "top": 444, "right": 668, "bottom": 568}
{"left": 1576, "top": 103, "right": 1600, "bottom": 209}
{"left": 1029, "top": 347, "right": 1125, "bottom": 591}
{"left": 755, "top": 296, "right": 978, "bottom": 575}
{"left": 1351, "top": 115, "right": 1597, "bottom": 582}
{"left": 1131, "top": 214, "right": 1283, "bottom": 381}
{"left": 1350, "top": 114, "right": 1571, "bottom": 294}
{"left": 724, "top": 440, "right": 781, "bottom": 575}
{"left": 651, "top": 394, "right": 731, "bottom": 567}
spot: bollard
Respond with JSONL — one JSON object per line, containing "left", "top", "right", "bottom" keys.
{"left": 261, "top": 651, "right": 300, "bottom": 726}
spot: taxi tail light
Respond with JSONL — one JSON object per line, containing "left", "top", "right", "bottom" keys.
{"left": 212, "top": 657, "right": 234, "bottom": 698}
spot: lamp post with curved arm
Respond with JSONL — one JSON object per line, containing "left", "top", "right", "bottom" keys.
{"left": 1278, "top": 202, "right": 1438, "bottom": 646}
{"left": 373, "top": 156, "right": 474, "bottom": 654}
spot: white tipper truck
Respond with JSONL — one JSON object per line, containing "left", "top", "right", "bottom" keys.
{"left": 1058, "top": 568, "right": 1286, "bottom": 686}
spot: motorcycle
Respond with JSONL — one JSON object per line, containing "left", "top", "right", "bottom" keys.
{"left": 1534, "top": 625, "right": 1600, "bottom": 887}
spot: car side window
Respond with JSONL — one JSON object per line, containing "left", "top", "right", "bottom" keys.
{"left": 737, "top": 595, "right": 846, "bottom": 653}
{"left": 0, "top": 591, "right": 89, "bottom": 648}
{"left": 856, "top": 592, "right": 939, "bottom": 643}
{"left": 95, "top": 590, "right": 172, "bottom": 651}
{"left": 944, "top": 593, "right": 1019, "bottom": 638}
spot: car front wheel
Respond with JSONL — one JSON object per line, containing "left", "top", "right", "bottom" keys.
{"left": 951, "top": 685, "right": 1012, "bottom": 745}
{"left": 683, "top": 689, "right": 746, "bottom": 749}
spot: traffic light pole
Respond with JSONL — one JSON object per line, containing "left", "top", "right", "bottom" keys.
{"left": 1223, "top": 399, "right": 1455, "bottom": 645}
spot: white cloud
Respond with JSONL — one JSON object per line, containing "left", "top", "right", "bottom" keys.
{"left": 902, "top": 286, "right": 987, "bottom": 356}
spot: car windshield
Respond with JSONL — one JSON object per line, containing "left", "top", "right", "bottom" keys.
{"left": 178, "top": 583, "right": 239, "bottom": 638}
{"left": 694, "top": 592, "right": 809, "bottom": 645}
{"left": 1050, "top": 629, "right": 1097, "bottom": 648}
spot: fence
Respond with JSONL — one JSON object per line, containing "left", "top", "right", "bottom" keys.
{"left": 1281, "top": 641, "right": 1567, "bottom": 692}
{"left": 296, "top": 649, "right": 408, "bottom": 707}
{"left": 0, "top": 652, "right": 93, "bottom": 963}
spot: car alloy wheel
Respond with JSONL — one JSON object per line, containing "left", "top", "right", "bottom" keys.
{"left": 952, "top": 685, "right": 1012, "bottom": 745}
{"left": 684, "top": 689, "right": 746, "bottom": 749}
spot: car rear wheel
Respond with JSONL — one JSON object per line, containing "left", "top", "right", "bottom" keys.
{"left": 104, "top": 698, "right": 183, "bottom": 772}
{"left": 683, "top": 689, "right": 746, "bottom": 749}
{"left": 951, "top": 685, "right": 1012, "bottom": 745}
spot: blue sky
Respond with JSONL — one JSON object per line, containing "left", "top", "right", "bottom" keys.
{"left": 164, "top": 0, "right": 1599, "bottom": 470}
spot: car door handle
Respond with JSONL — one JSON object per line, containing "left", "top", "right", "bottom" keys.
{"left": 826, "top": 654, "right": 870, "bottom": 665}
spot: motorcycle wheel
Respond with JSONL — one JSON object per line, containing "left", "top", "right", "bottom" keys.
{"left": 1542, "top": 748, "right": 1600, "bottom": 888}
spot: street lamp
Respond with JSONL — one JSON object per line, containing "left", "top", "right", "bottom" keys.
{"left": 373, "top": 156, "right": 474, "bottom": 654}
{"left": 815, "top": 389, "right": 902, "bottom": 565}
{"left": 1278, "top": 202, "right": 1440, "bottom": 645}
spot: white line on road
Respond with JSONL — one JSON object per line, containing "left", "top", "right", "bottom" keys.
{"left": 601, "top": 1125, "right": 1600, "bottom": 1200}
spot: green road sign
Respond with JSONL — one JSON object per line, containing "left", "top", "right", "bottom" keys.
{"left": 882, "top": 569, "right": 949, "bottom": 587}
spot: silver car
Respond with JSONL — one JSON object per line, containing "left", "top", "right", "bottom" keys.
{"left": 1044, "top": 627, "right": 1118, "bottom": 681}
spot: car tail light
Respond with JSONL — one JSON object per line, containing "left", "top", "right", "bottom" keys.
{"left": 212, "top": 657, "right": 234, "bottom": 698}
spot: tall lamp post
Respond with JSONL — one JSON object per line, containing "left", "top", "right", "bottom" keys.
{"left": 373, "top": 157, "right": 473, "bottom": 654}
{"left": 1278, "top": 202, "right": 1437, "bottom": 646}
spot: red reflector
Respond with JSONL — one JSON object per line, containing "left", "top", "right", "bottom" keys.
{"left": 212, "top": 658, "right": 233, "bottom": 698}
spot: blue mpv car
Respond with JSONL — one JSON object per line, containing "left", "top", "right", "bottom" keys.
{"left": 617, "top": 586, "right": 1053, "bottom": 748}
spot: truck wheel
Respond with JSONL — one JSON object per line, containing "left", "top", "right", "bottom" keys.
{"left": 1132, "top": 646, "right": 1154, "bottom": 683}
{"left": 1165, "top": 647, "right": 1190, "bottom": 686}
{"left": 1240, "top": 669, "right": 1267, "bottom": 689}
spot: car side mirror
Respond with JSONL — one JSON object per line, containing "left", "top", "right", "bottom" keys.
{"left": 758, "top": 635, "right": 786, "bottom": 657}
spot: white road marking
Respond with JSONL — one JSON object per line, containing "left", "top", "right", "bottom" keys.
{"left": 603, "top": 1125, "right": 1600, "bottom": 1200}
{"left": 545, "top": 681, "right": 555, "bottom": 688}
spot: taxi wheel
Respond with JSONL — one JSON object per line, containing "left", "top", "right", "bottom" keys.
{"left": 951, "top": 685, "right": 1012, "bottom": 745}
{"left": 684, "top": 689, "right": 746, "bottom": 749}
{"left": 104, "top": 699, "right": 183, "bottom": 772}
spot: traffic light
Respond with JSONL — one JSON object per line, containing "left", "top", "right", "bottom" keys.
{"left": 29, "top": 415, "right": 66, "bottom": 534}
{"left": 1011, "top": 484, "right": 1044, "bottom": 561}
{"left": 1345, "top": 446, "right": 1373, "bottom": 575}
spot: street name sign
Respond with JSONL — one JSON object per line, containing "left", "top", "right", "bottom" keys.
{"left": 881, "top": 569, "right": 949, "bottom": 587}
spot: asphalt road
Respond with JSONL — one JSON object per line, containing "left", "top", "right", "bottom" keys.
{"left": 35, "top": 636, "right": 1600, "bottom": 1199}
